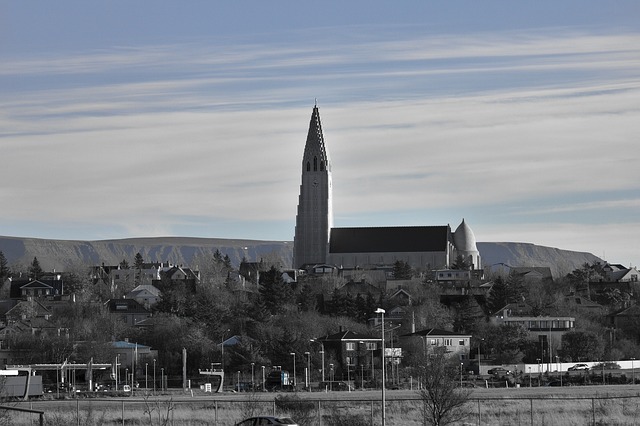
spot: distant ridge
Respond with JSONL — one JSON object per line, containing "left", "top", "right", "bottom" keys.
{"left": 0, "top": 235, "right": 600, "bottom": 278}
{"left": 0, "top": 235, "right": 292, "bottom": 271}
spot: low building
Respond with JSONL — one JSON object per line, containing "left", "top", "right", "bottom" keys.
{"left": 492, "top": 302, "right": 575, "bottom": 359}
{"left": 401, "top": 328, "right": 471, "bottom": 361}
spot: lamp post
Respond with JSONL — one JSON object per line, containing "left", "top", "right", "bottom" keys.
{"left": 477, "top": 338, "right": 484, "bottom": 377}
{"left": 548, "top": 318, "right": 553, "bottom": 372}
{"left": 460, "top": 363, "right": 463, "bottom": 388}
{"left": 305, "top": 352, "right": 311, "bottom": 391}
{"left": 310, "top": 339, "right": 325, "bottom": 382}
{"left": 375, "top": 307, "right": 386, "bottom": 426}
{"left": 161, "top": 368, "right": 164, "bottom": 392}
{"left": 632, "top": 358, "right": 636, "bottom": 384}
{"left": 153, "top": 359, "right": 156, "bottom": 395}
{"left": 536, "top": 358, "right": 541, "bottom": 386}
{"left": 115, "top": 354, "right": 120, "bottom": 392}
{"left": 556, "top": 356, "right": 562, "bottom": 387}
{"left": 237, "top": 371, "right": 240, "bottom": 392}
{"left": 262, "top": 366, "right": 266, "bottom": 391}
{"left": 145, "top": 363, "right": 148, "bottom": 391}
{"left": 251, "top": 363, "right": 255, "bottom": 391}
{"left": 289, "top": 353, "right": 296, "bottom": 391}
{"left": 329, "top": 364, "right": 334, "bottom": 391}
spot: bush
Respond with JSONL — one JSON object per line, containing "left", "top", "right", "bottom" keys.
{"left": 275, "top": 394, "right": 315, "bottom": 425}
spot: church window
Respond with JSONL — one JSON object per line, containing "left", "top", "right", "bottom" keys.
{"left": 320, "top": 161, "right": 324, "bottom": 171}
{"left": 306, "top": 162, "right": 310, "bottom": 172}
{"left": 314, "top": 157, "right": 318, "bottom": 171}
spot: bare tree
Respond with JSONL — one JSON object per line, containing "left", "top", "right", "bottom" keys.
{"left": 416, "top": 349, "right": 472, "bottom": 426}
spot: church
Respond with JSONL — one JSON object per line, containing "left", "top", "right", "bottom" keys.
{"left": 293, "top": 105, "right": 481, "bottom": 273}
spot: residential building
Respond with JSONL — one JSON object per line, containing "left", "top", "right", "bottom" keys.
{"left": 401, "top": 328, "right": 471, "bottom": 360}
{"left": 105, "top": 299, "right": 151, "bottom": 326}
{"left": 315, "top": 328, "right": 381, "bottom": 382}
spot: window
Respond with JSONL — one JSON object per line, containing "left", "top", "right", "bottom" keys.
{"left": 366, "top": 342, "right": 377, "bottom": 351}
{"left": 346, "top": 356, "right": 353, "bottom": 366}
{"left": 314, "top": 157, "right": 317, "bottom": 171}
{"left": 346, "top": 342, "right": 356, "bottom": 351}
{"left": 459, "top": 339, "right": 465, "bottom": 346}
{"left": 444, "top": 339, "right": 452, "bottom": 346}
{"left": 430, "top": 339, "right": 437, "bottom": 345}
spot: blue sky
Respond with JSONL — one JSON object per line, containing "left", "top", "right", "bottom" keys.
{"left": 1, "top": 1, "right": 639, "bottom": 268}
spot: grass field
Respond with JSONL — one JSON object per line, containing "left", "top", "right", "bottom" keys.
{"left": 3, "top": 384, "right": 640, "bottom": 425}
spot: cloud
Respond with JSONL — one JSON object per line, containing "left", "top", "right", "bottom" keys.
{"left": 1, "top": 27, "right": 639, "bottom": 266}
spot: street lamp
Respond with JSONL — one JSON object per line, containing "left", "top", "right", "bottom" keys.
{"left": 536, "top": 358, "right": 541, "bottom": 386}
{"left": 161, "top": 368, "right": 164, "bottom": 392}
{"left": 556, "top": 356, "right": 562, "bottom": 387}
{"left": 477, "top": 338, "right": 484, "bottom": 377}
{"left": 375, "top": 307, "right": 386, "bottom": 426}
{"left": 310, "top": 339, "right": 325, "bottom": 382}
{"left": 153, "top": 359, "right": 156, "bottom": 395}
{"left": 251, "top": 363, "right": 255, "bottom": 391}
{"left": 305, "top": 352, "right": 311, "bottom": 391}
{"left": 329, "top": 364, "right": 334, "bottom": 391}
{"left": 290, "top": 353, "right": 296, "bottom": 391}
{"left": 145, "top": 363, "right": 148, "bottom": 391}
{"left": 115, "top": 354, "right": 120, "bottom": 392}
{"left": 262, "top": 366, "right": 266, "bottom": 392}
{"left": 237, "top": 371, "right": 240, "bottom": 392}
{"left": 460, "top": 363, "right": 463, "bottom": 388}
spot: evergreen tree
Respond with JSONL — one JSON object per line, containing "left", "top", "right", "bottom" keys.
{"left": 487, "top": 276, "right": 509, "bottom": 314}
{"left": 392, "top": 260, "right": 413, "bottom": 279}
{"left": 29, "top": 257, "right": 44, "bottom": 280}
{"left": 119, "top": 259, "right": 129, "bottom": 269}
{"left": 133, "top": 252, "right": 145, "bottom": 285}
{"left": 451, "top": 254, "right": 471, "bottom": 270}
{"left": 505, "top": 271, "right": 526, "bottom": 304}
{"left": 259, "top": 266, "right": 293, "bottom": 315}
{"left": 453, "top": 295, "right": 483, "bottom": 334}
{"left": 0, "top": 251, "right": 9, "bottom": 283}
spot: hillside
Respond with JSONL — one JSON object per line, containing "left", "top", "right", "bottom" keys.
{"left": 0, "top": 235, "right": 600, "bottom": 278}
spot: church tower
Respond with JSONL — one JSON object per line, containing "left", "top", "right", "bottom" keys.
{"left": 293, "top": 104, "right": 333, "bottom": 268}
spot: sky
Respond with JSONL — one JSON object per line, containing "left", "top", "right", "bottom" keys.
{"left": 1, "top": 1, "right": 639, "bottom": 267}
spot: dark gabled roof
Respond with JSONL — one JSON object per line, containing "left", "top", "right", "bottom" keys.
{"left": 329, "top": 226, "right": 450, "bottom": 254}
{"left": 105, "top": 298, "right": 150, "bottom": 314}
{"left": 609, "top": 304, "right": 640, "bottom": 318}
{"left": 317, "top": 330, "right": 380, "bottom": 342}
{"left": 402, "top": 328, "right": 470, "bottom": 338}
{"left": 511, "top": 267, "right": 553, "bottom": 280}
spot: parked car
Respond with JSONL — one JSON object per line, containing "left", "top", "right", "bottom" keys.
{"left": 487, "top": 367, "right": 511, "bottom": 376}
{"left": 591, "top": 362, "right": 621, "bottom": 370}
{"left": 568, "top": 363, "right": 589, "bottom": 371}
{"left": 235, "top": 416, "right": 298, "bottom": 426}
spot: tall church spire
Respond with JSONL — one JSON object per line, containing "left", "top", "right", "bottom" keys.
{"left": 293, "top": 105, "right": 333, "bottom": 268}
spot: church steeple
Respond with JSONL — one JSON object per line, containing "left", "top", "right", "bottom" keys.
{"left": 293, "top": 105, "right": 333, "bottom": 268}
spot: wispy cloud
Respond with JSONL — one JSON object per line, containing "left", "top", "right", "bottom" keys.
{"left": 1, "top": 27, "right": 639, "bottom": 265}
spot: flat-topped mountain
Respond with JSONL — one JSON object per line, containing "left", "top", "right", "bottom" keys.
{"left": 0, "top": 235, "right": 600, "bottom": 279}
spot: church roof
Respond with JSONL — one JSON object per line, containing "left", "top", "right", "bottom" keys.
{"left": 303, "top": 105, "right": 330, "bottom": 168}
{"left": 329, "top": 226, "right": 450, "bottom": 253}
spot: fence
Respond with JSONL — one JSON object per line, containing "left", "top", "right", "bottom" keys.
{"left": 6, "top": 393, "right": 640, "bottom": 425}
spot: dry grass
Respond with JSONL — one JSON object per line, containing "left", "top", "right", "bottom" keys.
{"left": 3, "top": 386, "right": 640, "bottom": 425}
